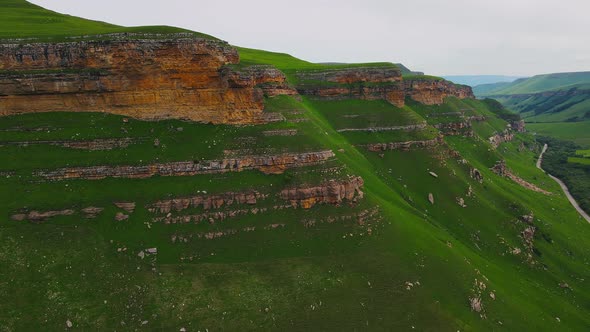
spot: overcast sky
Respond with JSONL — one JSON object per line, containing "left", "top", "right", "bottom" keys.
{"left": 31, "top": 0, "right": 590, "bottom": 76}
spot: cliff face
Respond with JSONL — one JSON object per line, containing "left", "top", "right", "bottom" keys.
{"left": 280, "top": 176, "right": 365, "bottom": 209}
{"left": 295, "top": 67, "right": 474, "bottom": 107}
{"left": 296, "top": 67, "right": 406, "bottom": 107}
{"left": 404, "top": 79, "right": 474, "bottom": 105}
{"left": 0, "top": 35, "right": 292, "bottom": 124}
{"left": 0, "top": 36, "right": 474, "bottom": 122}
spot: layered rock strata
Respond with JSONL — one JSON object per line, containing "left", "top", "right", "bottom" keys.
{"left": 148, "top": 191, "right": 267, "bottom": 214}
{"left": 35, "top": 150, "right": 335, "bottom": 180}
{"left": 403, "top": 79, "right": 474, "bottom": 105}
{"left": 280, "top": 176, "right": 364, "bottom": 209}
{"left": 296, "top": 67, "right": 405, "bottom": 107}
{"left": 11, "top": 209, "right": 75, "bottom": 222}
{"left": 0, "top": 137, "right": 136, "bottom": 150}
{"left": 296, "top": 67, "right": 474, "bottom": 107}
{"left": 363, "top": 136, "right": 444, "bottom": 152}
{"left": 0, "top": 35, "right": 291, "bottom": 124}
{"left": 337, "top": 123, "right": 427, "bottom": 133}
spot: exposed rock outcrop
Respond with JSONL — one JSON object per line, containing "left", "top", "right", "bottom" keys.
{"left": 280, "top": 176, "right": 364, "bottom": 209}
{"left": 224, "top": 65, "right": 297, "bottom": 97}
{"left": 35, "top": 150, "right": 335, "bottom": 180}
{"left": 296, "top": 67, "right": 405, "bottom": 107}
{"left": 510, "top": 120, "right": 526, "bottom": 133}
{"left": 491, "top": 160, "right": 551, "bottom": 195}
{"left": 0, "top": 35, "right": 291, "bottom": 124}
{"left": 148, "top": 191, "right": 267, "bottom": 214}
{"left": 337, "top": 123, "right": 427, "bottom": 133}
{"left": 434, "top": 121, "right": 473, "bottom": 136}
{"left": 0, "top": 138, "right": 136, "bottom": 150}
{"left": 404, "top": 79, "right": 474, "bottom": 105}
{"left": 489, "top": 131, "right": 514, "bottom": 148}
{"left": 364, "top": 136, "right": 444, "bottom": 152}
{"left": 81, "top": 206, "right": 104, "bottom": 218}
{"left": 11, "top": 209, "right": 75, "bottom": 222}
{"left": 114, "top": 202, "right": 136, "bottom": 213}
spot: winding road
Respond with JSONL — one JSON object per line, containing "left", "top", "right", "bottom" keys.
{"left": 537, "top": 144, "right": 590, "bottom": 223}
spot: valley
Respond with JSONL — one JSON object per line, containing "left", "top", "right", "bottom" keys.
{"left": 1, "top": 1, "right": 590, "bottom": 331}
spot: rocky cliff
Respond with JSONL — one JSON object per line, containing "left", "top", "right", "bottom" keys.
{"left": 403, "top": 79, "right": 474, "bottom": 105}
{"left": 0, "top": 34, "right": 292, "bottom": 124}
{"left": 295, "top": 67, "right": 406, "bottom": 107}
{"left": 0, "top": 35, "right": 474, "bottom": 123}
{"left": 295, "top": 67, "right": 474, "bottom": 107}
{"left": 280, "top": 176, "right": 365, "bottom": 209}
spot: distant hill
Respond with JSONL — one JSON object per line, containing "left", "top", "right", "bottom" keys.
{"left": 474, "top": 71, "right": 590, "bottom": 123}
{"left": 443, "top": 75, "right": 524, "bottom": 87}
{"left": 475, "top": 72, "right": 590, "bottom": 146}
{"left": 476, "top": 72, "right": 590, "bottom": 96}
{"left": 472, "top": 81, "right": 512, "bottom": 95}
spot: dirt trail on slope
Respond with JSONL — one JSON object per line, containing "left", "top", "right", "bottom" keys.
{"left": 537, "top": 144, "right": 590, "bottom": 223}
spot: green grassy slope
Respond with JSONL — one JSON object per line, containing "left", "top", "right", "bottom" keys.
{"left": 2, "top": 1, "right": 590, "bottom": 331}
{"left": 528, "top": 121, "right": 590, "bottom": 148}
{"left": 0, "top": 0, "right": 215, "bottom": 40}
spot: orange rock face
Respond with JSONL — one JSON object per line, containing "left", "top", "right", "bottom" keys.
{"left": 280, "top": 176, "right": 365, "bottom": 209}
{"left": 295, "top": 67, "right": 474, "bottom": 107}
{"left": 0, "top": 35, "right": 291, "bottom": 124}
{"left": 403, "top": 79, "right": 474, "bottom": 105}
{"left": 296, "top": 67, "right": 406, "bottom": 107}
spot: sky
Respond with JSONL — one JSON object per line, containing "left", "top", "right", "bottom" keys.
{"left": 30, "top": 0, "right": 590, "bottom": 76}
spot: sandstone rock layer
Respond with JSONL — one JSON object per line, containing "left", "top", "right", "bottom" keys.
{"left": 0, "top": 35, "right": 291, "bottom": 124}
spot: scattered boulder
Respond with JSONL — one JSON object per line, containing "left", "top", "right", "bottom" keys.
{"left": 470, "top": 297, "right": 483, "bottom": 313}
{"left": 66, "top": 320, "right": 73, "bottom": 328}
{"left": 456, "top": 197, "right": 467, "bottom": 208}
{"left": 428, "top": 193, "right": 435, "bottom": 205}
{"left": 115, "top": 212, "right": 129, "bottom": 221}
{"left": 521, "top": 213, "right": 534, "bottom": 224}
{"left": 470, "top": 168, "right": 484, "bottom": 183}
{"left": 429, "top": 171, "right": 438, "bottom": 178}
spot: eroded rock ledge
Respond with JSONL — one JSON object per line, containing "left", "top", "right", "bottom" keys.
{"left": 0, "top": 137, "right": 136, "bottom": 150}
{"left": 0, "top": 35, "right": 292, "bottom": 124}
{"left": 280, "top": 176, "right": 364, "bottom": 209}
{"left": 491, "top": 160, "right": 551, "bottom": 195}
{"left": 403, "top": 79, "right": 474, "bottom": 105}
{"left": 363, "top": 136, "right": 444, "bottom": 152}
{"left": 148, "top": 191, "right": 267, "bottom": 214}
{"left": 34, "top": 150, "right": 335, "bottom": 180}
{"left": 295, "top": 67, "right": 474, "bottom": 107}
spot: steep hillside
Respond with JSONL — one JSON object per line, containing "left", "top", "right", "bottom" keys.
{"left": 0, "top": 0, "right": 213, "bottom": 40}
{"left": 2, "top": 1, "right": 590, "bottom": 331}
